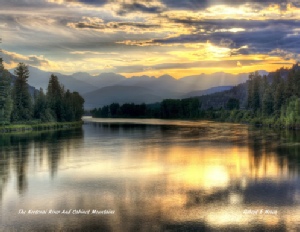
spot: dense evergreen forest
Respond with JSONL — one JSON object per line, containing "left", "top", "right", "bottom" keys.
{"left": 0, "top": 59, "right": 84, "bottom": 125}
{"left": 92, "top": 64, "right": 300, "bottom": 129}
{"left": 91, "top": 98, "right": 200, "bottom": 119}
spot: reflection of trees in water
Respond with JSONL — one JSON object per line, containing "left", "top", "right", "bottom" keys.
{"left": 0, "top": 139, "right": 9, "bottom": 203}
{"left": 182, "top": 128, "right": 300, "bottom": 231}
{"left": 247, "top": 128, "right": 300, "bottom": 178}
{"left": 0, "top": 129, "right": 83, "bottom": 199}
{"left": 0, "top": 134, "right": 31, "bottom": 195}
{"left": 277, "top": 130, "right": 300, "bottom": 176}
{"left": 16, "top": 142, "right": 29, "bottom": 194}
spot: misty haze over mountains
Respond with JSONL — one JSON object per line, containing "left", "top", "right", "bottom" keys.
{"left": 10, "top": 66, "right": 268, "bottom": 109}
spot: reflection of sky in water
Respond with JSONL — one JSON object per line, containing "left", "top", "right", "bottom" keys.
{"left": 0, "top": 118, "right": 300, "bottom": 231}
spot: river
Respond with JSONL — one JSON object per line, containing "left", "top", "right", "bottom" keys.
{"left": 0, "top": 117, "right": 300, "bottom": 231}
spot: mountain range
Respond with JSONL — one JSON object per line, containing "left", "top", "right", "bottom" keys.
{"left": 9, "top": 66, "right": 268, "bottom": 109}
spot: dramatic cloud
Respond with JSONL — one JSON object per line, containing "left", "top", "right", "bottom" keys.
{"left": 117, "top": 2, "right": 164, "bottom": 15}
{"left": 2, "top": 50, "right": 53, "bottom": 69}
{"left": 161, "top": 0, "right": 300, "bottom": 10}
{"left": 68, "top": 17, "right": 161, "bottom": 33}
{"left": 0, "top": 0, "right": 299, "bottom": 77}
{"left": 48, "top": 0, "right": 108, "bottom": 6}
{"left": 117, "top": 18, "right": 300, "bottom": 60}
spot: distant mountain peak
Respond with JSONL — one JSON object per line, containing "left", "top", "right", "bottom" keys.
{"left": 158, "top": 74, "right": 175, "bottom": 80}
{"left": 73, "top": 72, "right": 92, "bottom": 78}
{"left": 99, "top": 72, "right": 120, "bottom": 75}
{"left": 130, "top": 75, "right": 151, "bottom": 79}
{"left": 97, "top": 72, "right": 124, "bottom": 78}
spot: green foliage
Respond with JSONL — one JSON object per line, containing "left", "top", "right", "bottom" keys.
{"left": 110, "top": 103, "right": 120, "bottom": 117}
{"left": 273, "top": 77, "right": 285, "bottom": 114}
{"left": 161, "top": 99, "right": 181, "bottom": 118}
{"left": 285, "top": 70, "right": 295, "bottom": 98}
{"left": 11, "top": 63, "right": 33, "bottom": 122}
{"left": 180, "top": 98, "right": 200, "bottom": 118}
{"left": 33, "top": 88, "right": 55, "bottom": 122}
{"left": 63, "top": 90, "right": 85, "bottom": 121}
{"left": 226, "top": 98, "right": 239, "bottom": 110}
{"left": 0, "top": 58, "right": 13, "bottom": 124}
{"left": 161, "top": 98, "right": 200, "bottom": 119}
{"left": 252, "top": 73, "right": 261, "bottom": 112}
{"left": 262, "top": 87, "right": 273, "bottom": 116}
{"left": 242, "top": 65, "right": 300, "bottom": 128}
{"left": 91, "top": 98, "right": 200, "bottom": 119}
{"left": 247, "top": 72, "right": 261, "bottom": 112}
{"left": 0, "top": 60, "right": 84, "bottom": 127}
{"left": 47, "top": 74, "right": 65, "bottom": 121}
{"left": 47, "top": 75, "right": 84, "bottom": 122}
{"left": 90, "top": 62, "right": 300, "bottom": 130}
{"left": 282, "top": 97, "right": 300, "bottom": 128}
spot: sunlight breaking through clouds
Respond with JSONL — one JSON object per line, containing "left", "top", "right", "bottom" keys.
{"left": 0, "top": 0, "right": 300, "bottom": 76}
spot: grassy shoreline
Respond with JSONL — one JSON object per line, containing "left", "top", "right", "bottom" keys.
{"left": 0, "top": 121, "right": 83, "bottom": 133}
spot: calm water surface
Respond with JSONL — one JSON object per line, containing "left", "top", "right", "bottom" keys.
{"left": 1, "top": 117, "right": 300, "bottom": 231}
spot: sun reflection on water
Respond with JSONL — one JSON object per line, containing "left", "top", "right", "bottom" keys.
{"left": 0, "top": 119, "right": 300, "bottom": 231}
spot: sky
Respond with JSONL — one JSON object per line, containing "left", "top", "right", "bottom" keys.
{"left": 0, "top": 0, "right": 300, "bottom": 78}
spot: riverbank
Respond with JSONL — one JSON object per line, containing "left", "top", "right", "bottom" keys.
{"left": 88, "top": 113, "right": 300, "bottom": 130}
{"left": 0, "top": 121, "right": 83, "bottom": 133}
{"left": 216, "top": 110, "right": 300, "bottom": 130}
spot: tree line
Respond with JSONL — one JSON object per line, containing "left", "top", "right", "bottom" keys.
{"left": 244, "top": 64, "right": 300, "bottom": 127}
{"left": 190, "top": 64, "right": 300, "bottom": 128}
{"left": 91, "top": 63, "right": 300, "bottom": 128}
{"left": 0, "top": 59, "right": 84, "bottom": 125}
{"left": 91, "top": 98, "right": 201, "bottom": 119}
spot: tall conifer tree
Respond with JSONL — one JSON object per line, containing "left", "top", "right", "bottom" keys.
{"left": 0, "top": 58, "right": 13, "bottom": 124}
{"left": 11, "top": 63, "right": 32, "bottom": 122}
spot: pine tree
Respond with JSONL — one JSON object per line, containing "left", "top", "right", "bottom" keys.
{"left": 252, "top": 73, "right": 261, "bottom": 112}
{"left": 47, "top": 74, "right": 65, "bottom": 122}
{"left": 11, "top": 63, "right": 32, "bottom": 122}
{"left": 70, "top": 91, "right": 84, "bottom": 121}
{"left": 63, "top": 90, "right": 74, "bottom": 122}
{"left": 33, "top": 88, "right": 54, "bottom": 122}
{"left": 274, "top": 78, "right": 285, "bottom": 114}
{"left": 294, "top": 70, "right": 300, "bottom": 98}
{"left": 226, "top": 98, "right": 240, "bottom": 110}
{"left": 247, "top": 73, "right": 254, "bottom": 109}
{"left": 285, "top": 69, "right": 295, "bottom": 98}
{"left": 0, "top": 58, "right": 13, "bottom": 124}
{"left": 262, "top": 86, "right": 273, "bottom": 116}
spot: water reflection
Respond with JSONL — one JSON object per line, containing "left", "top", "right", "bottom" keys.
{"left": 0, "top": 129, "right": 84, "bottom": 197}
{"left": 0, "top": 119, "right": 300, "bottom": 231}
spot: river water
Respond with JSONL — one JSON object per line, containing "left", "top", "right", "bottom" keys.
{"left": 0, "top": 117, "right": 300, "bottom": 231}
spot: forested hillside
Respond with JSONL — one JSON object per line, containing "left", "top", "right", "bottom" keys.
{"left": 197, "top": 83, "right": 248, "bottom": 110}
{"left": 198, "top": 63, "right": 300, "bottom": 128}
{"left": 91, "top": 63, "right": 300, "bottom": 129}
{"left": 0, "top": 59, "right": 84, "bottom": 125}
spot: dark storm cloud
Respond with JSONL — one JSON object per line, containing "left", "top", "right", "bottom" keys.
{"left": 161, "top": 0, "right": 299, "bottom": 10}
{"left": 168, "top": 18, "right": 300, "bottom": 31}
{"left": 0, "top": 0, "right": 57, "bottom": 9}
{"left": 56, "top": 0, "right": 163, "bottom": 15}
{"left": 72, "top": 21, "right": 160, "bottom": 30}
{"left": 154, "top": 30, "right": 300, "bottom": 54}
{"left": 150, "top": 19, "right": 300, "bottom": 56}
{"left": 75, "top": 0, "right": 108, "bottom": 6}
{"left": 117, "top": 2, "right": 163, "bottom": 15}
